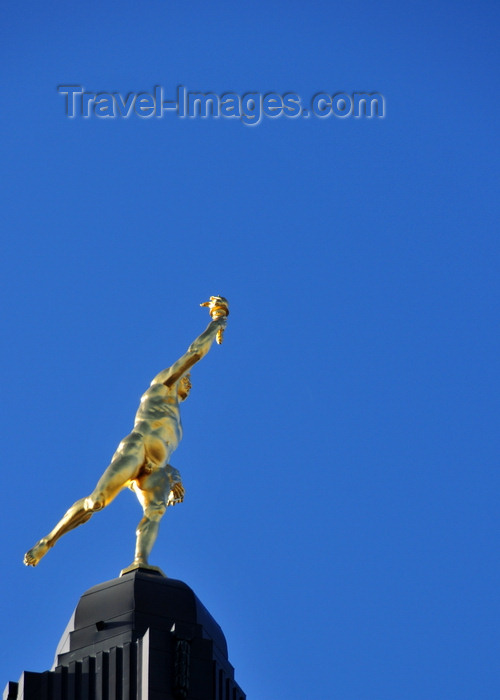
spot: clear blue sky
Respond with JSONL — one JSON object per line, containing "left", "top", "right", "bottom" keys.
{"left": 2, "top": 2, "right": 499, "bottom": 698}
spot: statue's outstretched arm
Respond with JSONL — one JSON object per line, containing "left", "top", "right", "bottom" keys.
{"left": 152, "top": 298, "right": 228, "bottom": 386}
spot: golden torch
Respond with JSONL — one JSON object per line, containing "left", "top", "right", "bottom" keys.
{"left": 200, "top": 295, "right": 229, "bottom": 344}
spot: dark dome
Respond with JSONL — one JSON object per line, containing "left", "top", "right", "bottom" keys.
{"left": 54, "top": 569, "right": 228, "bottom": 666}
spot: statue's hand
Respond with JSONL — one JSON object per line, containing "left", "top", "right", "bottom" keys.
{"left": 215, "top": 316, "right": 228, "bottom": 329}
{"left": 168, "top": 482, "right": 185, "bottom": 506}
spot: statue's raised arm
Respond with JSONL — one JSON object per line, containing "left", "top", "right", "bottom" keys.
{"left": 152, "top": 296, "right": 229, "bottom": 387}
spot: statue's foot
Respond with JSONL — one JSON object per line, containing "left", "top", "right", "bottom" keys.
{"left": 23, "top": 539, "right": 50, "bottom": 567}
{"left": 120, "top": 560, "right": 166, "bottom": 577}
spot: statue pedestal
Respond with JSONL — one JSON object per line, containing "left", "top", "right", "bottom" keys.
{"left": 4, "top": 569, "right": 245, "bottom": 700}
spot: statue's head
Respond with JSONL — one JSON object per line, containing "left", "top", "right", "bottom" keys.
{"left": 178, "top": 373, "right": 192, "bottom": 401}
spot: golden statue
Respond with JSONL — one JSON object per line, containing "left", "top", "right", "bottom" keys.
{"left": 24, "top": 296, "right": 229, "bottom": 574}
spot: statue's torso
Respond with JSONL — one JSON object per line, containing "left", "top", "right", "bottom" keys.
{"left": 133, "top": 383, "right": 183, "bottom": 457}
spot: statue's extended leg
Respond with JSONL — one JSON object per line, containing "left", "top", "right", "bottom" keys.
{"left": 24, "top": 433, "right": 146, "bottom": 567}
{"left": 23, "top": 497, "right": 93, "bottom": 566}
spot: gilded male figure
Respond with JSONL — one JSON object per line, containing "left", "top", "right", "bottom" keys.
{"left": 24, "top": 297, "right": 229, "bottom": 572}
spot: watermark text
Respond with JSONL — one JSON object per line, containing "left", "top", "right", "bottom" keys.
{"left": 58, "top": 85, "right": 385, "bottom": 125}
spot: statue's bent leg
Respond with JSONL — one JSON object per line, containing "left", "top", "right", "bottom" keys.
{"left": 24, "top": 434, "right": 146, "bottom": 567}
{"left": 133, "top": 501, "right": 167, "bottom": 566}
{"left": 128, "top": 464, "right": 177, "bottom": 568}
